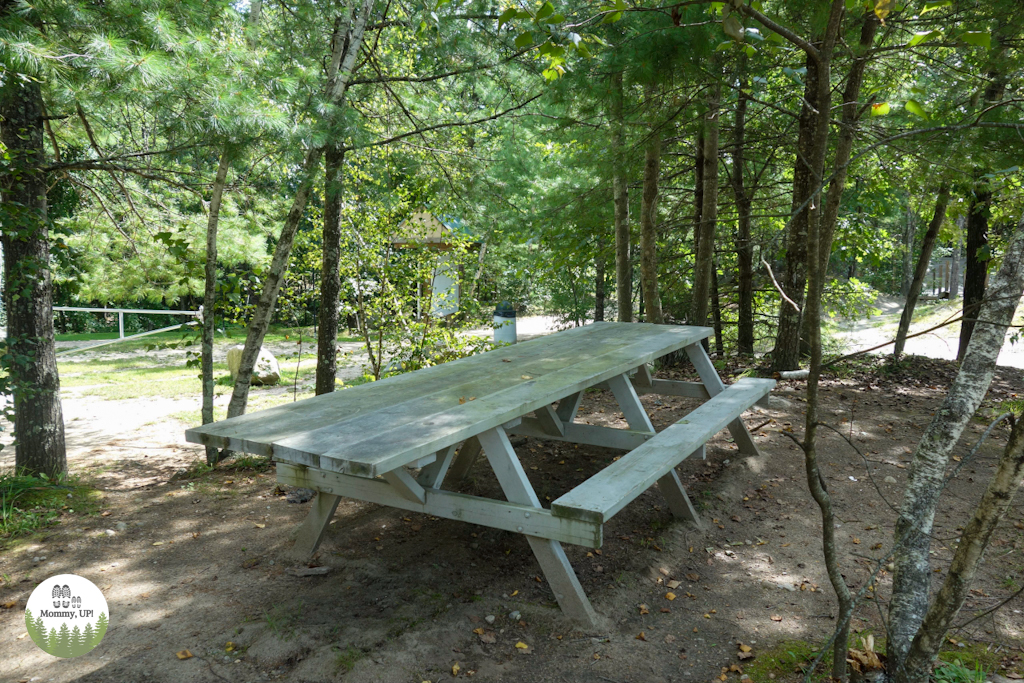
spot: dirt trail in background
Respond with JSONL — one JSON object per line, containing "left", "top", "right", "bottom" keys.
{"left": 833, "top": 294, "right": 1024, "bottom": 368}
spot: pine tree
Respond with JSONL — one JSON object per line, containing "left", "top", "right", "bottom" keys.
{"left": 69, "top": 625, "right": 84, "bottom": 657}
{"left": 47, "top": 627, "right": 58, "bottom": 655}
{"left": 25, "top": 609, "right": 40, "bottom": 645}
{"left": 82, "top": 622, "right": 94, "bottom": 652}
{"left": 56, "top": 622, "right": 71, "bottom": 657}
{"left": 94, "top": 612, "right": 108, "bottom": 645}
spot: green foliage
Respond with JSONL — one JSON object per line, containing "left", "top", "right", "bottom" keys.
{"left": 0, "top": 471, "right": 100, "bottom": 547}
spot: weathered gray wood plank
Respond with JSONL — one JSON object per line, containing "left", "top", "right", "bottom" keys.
{"left": 683, "top": 343, "right": 761, "bottom": 455}
{"left": 475, "top": 428, "right": 599, "bottom": 626}
{"left": 509, "top": 419, "right": 654, "bottom": 451}
{"left": 277, "top": 463, "right": 602, "bottom": 548}
{"left": 550, "top": 378, "right": 775, "bottom": 524}
{"left": 187, "top": 322, "right": 619, "bottom": 451}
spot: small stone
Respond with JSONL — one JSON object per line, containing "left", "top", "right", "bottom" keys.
{"left": 224, "top": 656, "right": 232, "bottom": 662}
{"left": 115, "top": 522, "right": 128, "bottom": 531}
{"left": 508, "top": 610, "right": 521, "bottom": 621}
{"left": 105, "top": 529, "right": 116, "bottom": 536}
{"left": 268, "top": 560, "right": 275, "bottom": 566}
{"left": 884, "top": 476, "right": 897, "bottom": 484}
{"left": 485, "top": 615, "right": 496, "bottom": 625}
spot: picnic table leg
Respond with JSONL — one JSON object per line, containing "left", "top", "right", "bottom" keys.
{"left": 657, "top": 469, "right": 703, "bottom": 528}
{"left": 683, "top": 343, "right": 761, "bottom": 456}
{"left": 477, "top": 427, "right": 599, "bottom": 627}
{"left": 287, "top": 491, "right": 342, "bottom": 561}
{"left": 606, "top": 373, "right": 655, "bottom": 432}
{"left": 418, "top": 445, "right": 458, "bottom": 489}
{"left": 447, "top": 436, "right": 482, "bottom": 482}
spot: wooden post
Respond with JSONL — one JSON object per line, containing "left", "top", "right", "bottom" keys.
{"left": 477, "top": 427, "right": 599, "bottom": 626}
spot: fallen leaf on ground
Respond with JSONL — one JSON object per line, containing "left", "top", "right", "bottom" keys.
{"left": 452, "top": 662, "right": 460, "bottom": 676}
{"left": 152, "top": 542, "right": 164, "bottom": 546}
{"left": 1, "top": 600, "right": 17, "bottom": 609}
{"left": 639, "top": 604, "right": 650, "bottom": 615}
{"left": 254, "top": 523, "right": 265, "bottom": 529}
{"left": 479, "top": 632, "right": 496, "bottom": 644}
{"left": 739, "top": 644, "right": 752, "bottom": 653}
{"left": 664, "top": 635, "right": 676, "bottom": 644}
{"left": 459, "top": 397, "right": 467, "bottom": 404}
{"left": 17, "top": 632, "right": 27, "bottom": 639}
{"left": 771, "top": 615, "right": 783, "bottom": 621}
{"left": 521, "top": 375, "right": 533, "bottom": 380}
{"left": 658, "top": 567, "right": 670, "bottom": 576}
{"left": 665, "top": 592, "right": 677, "bottom": 601}
{"left": 636, "top": 632, "right": 647, "bottom": 641}
{"left": 686, "top": 573, "right": 700, "bottom": 581}
{"left": 667, "top": 580, "right": 681, "bottom": 589}
{"left": 515, "top": 641, "right": 529, "bottom": 649}
{"left": 510, "top": 590, "right": 518, "bottom": 597}
{"left": 176, "top": 650, "right": 193, "bottom": 660}
{"left": 473, "top": 627, "right": 485, "bottom": 635}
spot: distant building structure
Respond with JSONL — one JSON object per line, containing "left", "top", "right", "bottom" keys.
{"left": 392, "top": 211, "right": 480, "bottom": 318}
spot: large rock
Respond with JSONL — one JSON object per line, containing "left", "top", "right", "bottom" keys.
{"left": 226, "top": 344, "right": 281, "bottom": 386}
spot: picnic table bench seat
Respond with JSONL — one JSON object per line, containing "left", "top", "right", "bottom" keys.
{"left": 550, "top": 377, "right": 776, "bottom": 526}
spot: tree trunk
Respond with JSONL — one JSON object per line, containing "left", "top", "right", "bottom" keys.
{"left": 901, "top": 203, "right": 916, "bottom": 298}
{"left": 949, "top": 221, "right": 963, "bottom": 299}
{"left": 957, "top": 185, "right": 991, "bottom": 361}
{"left": 315, "top": 145, "right": 344, "bottom": 396}
{"left": 690, "top": 80, "right": 721, "bottom": 332}
{"left": 226, "top": 1, "right": 372, "bottom": 418}
{"left": 894, "top": 186, "right": 950, "bottom": 360}
{"left": 0, "top": 78, "right": 67, "bottom": 479}
{"left": 897, "top": 412, "right": 1024, "bottom": 683}
{"left": 815, "top": 13, "right": 879, "bottom": 279}
{"left": 710, "top": 261, "right": 724, "bottom": 355}
{"left": 887, "top": 215, "right": 1024, "bottom": 675}
{"left": 770, "top": 51, "right": 819, "bottom": 372}
{"left": 610, "top": 72, "right": 631, "bottom": 323}
{"left": 731, "top": 81, "right": 755, "bottom": 354}
{"left": 201, "top": 148, "right": 232, "bottom": 464}
{"left": 640, "top": 129, "right": 663, "bottom": 324}
{"left": 595, "top": 242, "right": 606, "bottom": 322}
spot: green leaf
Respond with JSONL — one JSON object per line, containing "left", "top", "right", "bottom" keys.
{"left": 543, "top": 13, "right": 565, "bottom": 24}
{"left": 715, "top": 41, "right": 733, "bottom": 52}
{"left": 723, "top": 14, "right": 744, "bottom": 41}
{"left": 961, "top": 31, "right": 991, "bottom": 48}
{"left": 601, "top": 11, "right": 622, "bottom": 22}
{"left": 905, "top": 99, "right": 928, "bottom": 119}
{"left": 535, "top": 2, "right": 554, "bottom": 20}
{"left": 921, "top": 0, "right": 951, "bottom": 14}
{"left": 498, "top": 8, "right": 517, "bottom": 28}
{"left": 870, "top": 102, "right": 891, "bottom": 116}
{"left": 908, "top": 30, "right": 942, "bottom": 46}
{"left": 515, "top": 32, "right": 534, "bottom": 48}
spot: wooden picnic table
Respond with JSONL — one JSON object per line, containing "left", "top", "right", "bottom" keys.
{"left": 186, "top": 322, "right": 774, "bottom": 626}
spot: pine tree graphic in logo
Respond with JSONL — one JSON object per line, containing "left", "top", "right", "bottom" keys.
{"left": 25, "top": 574, "right": 109, "bottom": 658}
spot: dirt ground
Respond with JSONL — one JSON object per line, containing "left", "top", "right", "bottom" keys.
{"left": 2, "top": 356, "right": 1024, "bottom": 683}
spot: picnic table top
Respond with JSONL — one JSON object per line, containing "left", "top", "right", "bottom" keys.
{"left": 185, "top": 322, "right": 712, "bottom": 478}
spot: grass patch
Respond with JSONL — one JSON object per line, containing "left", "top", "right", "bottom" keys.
{"left": 0, "top": 471, "right": 103, "bottom": 547}
{"left": 333, "top": 645, "right": 365, "bottom": 673}
{"left": 935, "top": 658, "right": 987, "bottom": 683}
{"left": 743, "top": 639, "right": 826, "bottom": 681}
